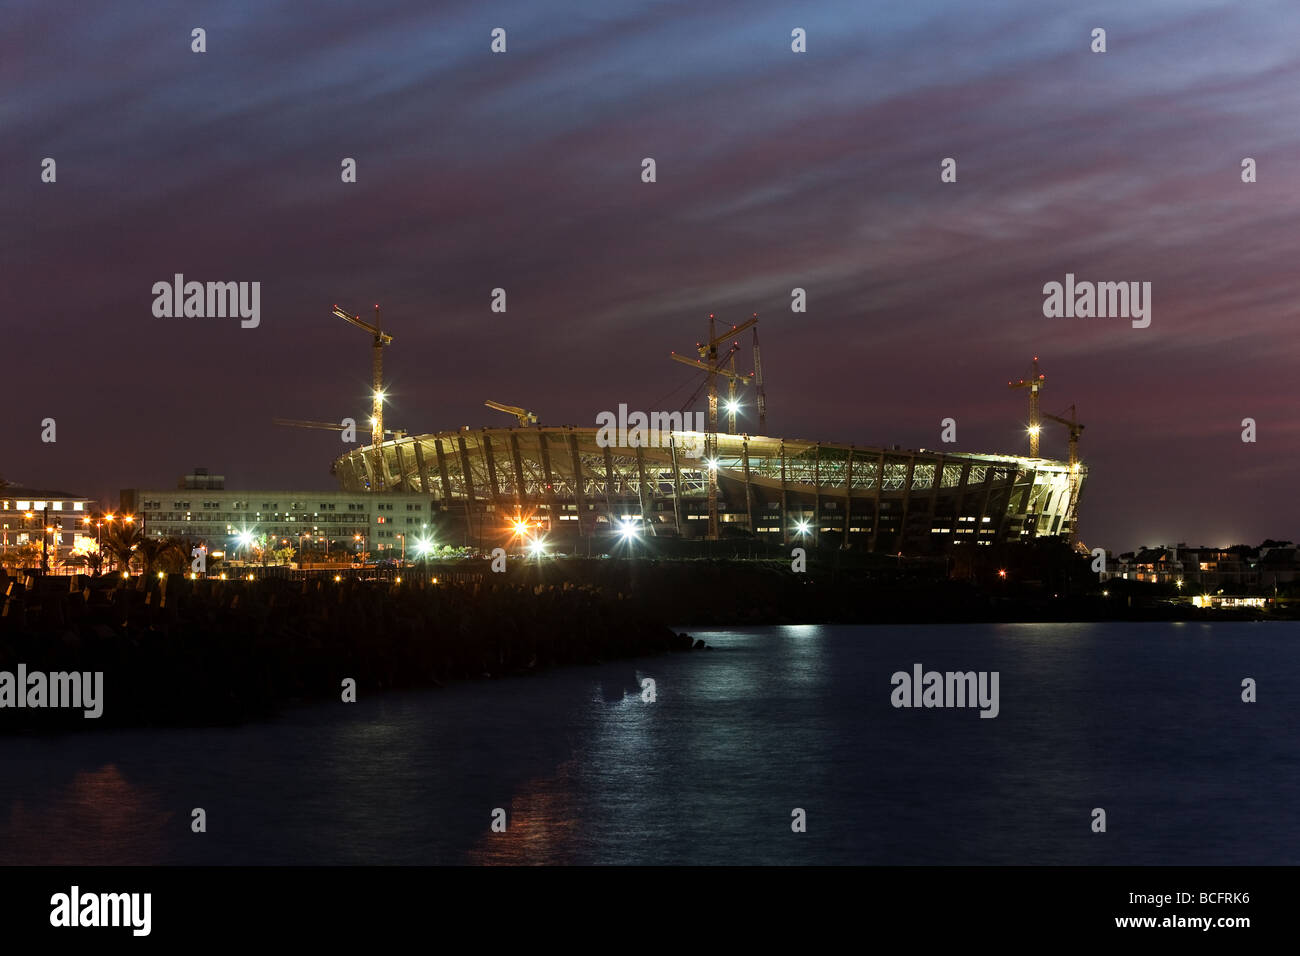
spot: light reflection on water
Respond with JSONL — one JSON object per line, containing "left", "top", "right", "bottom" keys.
{"left": 1, "top": 622, "right": 1297, "bottom": 865}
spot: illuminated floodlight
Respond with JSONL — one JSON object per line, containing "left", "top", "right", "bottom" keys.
{"left": 619, "top": 517, "right": 639, "bottom": 540}
{"left": 705, "top": 458, "right": 719, "bottom": 471}
{"left": 236, "top": 531, "right": 255, "bottom": 548}
{"left": 512, "top": 519, "right": 530, "bottom": 536}
{"left": 415, "top": 536, "right": 435, "bottom": 557}
{"left": 794, "top": 519, "right": 810, "bottom": 536}
{"left": 528, "top": 539, "right": 547, "bottom": 558}
{"left": 1027, "top": 426, "right": 1041, "bottom": 437}
{"left": 725, "top": 400, "right": 740, "bottom": 414}
{"left": 374, "top": 390, "right": 385, "bottom": 402}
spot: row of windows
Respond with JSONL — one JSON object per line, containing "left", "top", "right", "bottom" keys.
{"left": 144, "top": 514, "right": 395, "bottom": 526}
{"left": 1, "top": 501, "right": 85, "bottom": 512}
{"left": 146, "top": 500, "right": 426, "bottom": 512}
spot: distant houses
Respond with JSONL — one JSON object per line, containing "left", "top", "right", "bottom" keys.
{"left": 1100, "top": 541, "right": 1299, "bottom": 593}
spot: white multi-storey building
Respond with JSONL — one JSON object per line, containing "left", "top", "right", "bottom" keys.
{"left": 120, "top": 471, "right": 435, "bottom": 559}
{"left": 0, "top": 486, "right": 100, "bottom": 558}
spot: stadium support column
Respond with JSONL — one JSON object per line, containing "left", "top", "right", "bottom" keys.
{"left": 434, "top": 438, "right": 454, "bottom": 507}
{"left": 634, "top": 444, "right": 656, "bottom": 536}
{"left": 412, "top": 440, "right": 430, "bottom": 495}
{"left": 813, "top": 443, "right": 822, "bottom": 549}
{"left": 669, "top": 436, "right": 685, "bottom": 537}
{"left": 950, "top": 461, "right": 972, "bottom": 537}
{"left": 602, "top": 443, "right": 617, "bottom": 530}
{"left": 1012, "top": 468, "right": 1037, "bottom": 540}
{"left": 992, "top": 466, "right": 1019, "bottom": 543}
{"left": 538, "top": 433, "right": 559, "bottom": 531}
{"left": 842, "top": 447, "right": 854, "bottom": 549}
{"left": 568, "top": 430, "right": 588, "bottom": 537}
{"left": 482, "top": 430, "right": 506, "bottom": 516}
{"left": 869, "top": 451, "right": 884, "bottom": 552}
{"left": 977, "top": 465, "right": 997, "bottom": 543}
{"left": 894, "top": 454, "right": 916, "bottom": 554}
{"left": 926, "top": 455, "right": 944, "bottom": 546}
{"left": 394, "top": 442, "right": 410, "bottom": 492}
{"left": 741, "top": 438, "right": 755, "bottom": 537}
{"left": 509, "top": 432, "right": 526, "bottom": 516}
{"left": 779, "top": 441, "right": 789, "bottom": 547}
{"left": 457, "top": 435, "right": 477, "bottom": 546}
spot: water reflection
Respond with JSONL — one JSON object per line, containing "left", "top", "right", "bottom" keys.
{"left": 2, "top": 764, "right": 173, "bottom": 865}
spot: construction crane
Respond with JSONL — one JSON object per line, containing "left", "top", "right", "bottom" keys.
{"left": 1008, "top": 355, "right": 1046, "bottom": 457}
{"left": 331, "top": 303, "right": 393, "bottom": 448}
{"left": 751, "top": 317, "right": 767, "bottom": 431}
{"left": 1042, "top": 405, "right": 1085, "bottom": 542}
{"left": 669, "top": 313, "right": 759, "bottom": 540}
{"left": 484, "top": 401, "right": 538, "bottom": 427}
{"left": 669, "top": 349, "right": 752, "bottom": 432}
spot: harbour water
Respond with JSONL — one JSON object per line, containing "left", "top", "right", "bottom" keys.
{"left": 2, "top": 622, "right": 1297, "bottom": 865}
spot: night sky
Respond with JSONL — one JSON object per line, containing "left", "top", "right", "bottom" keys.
{"left": 4, "top": 0, "right": 1298, "bottom": 552}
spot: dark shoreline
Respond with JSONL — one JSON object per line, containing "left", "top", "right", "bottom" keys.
{"left": 0, "top": 570, "right": 694, "bottom": 734}
{"left": 2, "top": 557, "right": 1290, "bottom": 733}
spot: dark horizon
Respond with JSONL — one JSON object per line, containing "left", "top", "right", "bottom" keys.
{"left": 4, "top": 1, "right": 1298, "bottom": 553}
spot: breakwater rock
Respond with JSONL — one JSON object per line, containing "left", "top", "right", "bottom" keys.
{"left": 0, "top": 571, "right": 694, "bottom": 732}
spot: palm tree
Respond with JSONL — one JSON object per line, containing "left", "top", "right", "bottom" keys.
{"left": 157, "top": 537, "right": 191, "bottom": 574}
{"left": 103, "top": 523, "right": 144, "bottom": 573}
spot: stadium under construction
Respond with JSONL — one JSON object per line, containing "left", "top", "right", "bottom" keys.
{"left": 331, "top": 422, "right": 1087, "bottom": 556}
{"left": 311, "top": 308, "right": 1086, "bottom": 556}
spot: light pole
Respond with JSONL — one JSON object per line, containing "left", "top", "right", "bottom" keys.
{"left": 396, "top": 532, "right": 405, "bottom": 568}
{"left": 41, "top": 507, "right": 51, "bottom": 573}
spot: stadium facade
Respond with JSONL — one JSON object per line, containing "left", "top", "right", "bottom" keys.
{"left": 332, "top": 426, "right": 1085, "bottom": 554}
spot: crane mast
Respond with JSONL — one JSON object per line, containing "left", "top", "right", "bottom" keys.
{"left": 1008, "top": 355, "right": 1046, "bottom": 456}
{"left": 331, "top": 303, "right": 393, "bottom": 448}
